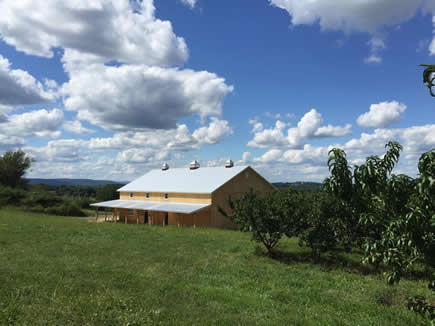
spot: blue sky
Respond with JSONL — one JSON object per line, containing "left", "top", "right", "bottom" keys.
{"left": 0, "top": 0, "right": 434, "bottom": 182}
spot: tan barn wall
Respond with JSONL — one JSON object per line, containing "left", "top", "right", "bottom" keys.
{"left": 119, "top": 191, "right": 211, "bottom": 204}
{"left": 211, "top": 167, "right": 275, "bottom": 229}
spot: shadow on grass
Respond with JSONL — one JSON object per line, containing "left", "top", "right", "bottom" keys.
{"left": 255, "top": 246, "right": 431, "bottom": 281}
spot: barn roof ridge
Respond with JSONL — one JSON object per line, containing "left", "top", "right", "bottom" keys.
{"left": 117, "top": 165, "right": 251, "bottom": 194}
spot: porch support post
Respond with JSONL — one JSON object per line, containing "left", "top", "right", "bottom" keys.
{"left": 115, "top": 208, "right": 117, "bottom": 223}
{"left": 135, "top": 209, "right": 139, "bottom": 224}
{"left": 95, "top": 207, "right": 98, "bottom": 221}
{"left": 104, "top": 208, "right": 107, "bottom": 222}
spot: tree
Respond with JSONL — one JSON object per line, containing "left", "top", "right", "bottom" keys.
{"left": 219, "top": 188, "right": 304, "bottom": 255}
{"left": 325, "top": 142, "right": 434, "bottom": 323}
{"left": 421, "top": 64, "right": 435, "bottom": 97}
{"left": 0, "top": 150, "right": 34, "bottom": 188}
{"left": 297, "top": 191, "right": 349, "bottom": 263}
{"left": 96, "top": 184, "right": 120, "bottom": 202}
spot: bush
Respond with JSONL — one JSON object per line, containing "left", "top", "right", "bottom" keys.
{"left": 45, "top": 202, "right": 86, "bottom": 217}
{"left": 0, "top": 186, "right": 26, "bottom": 206}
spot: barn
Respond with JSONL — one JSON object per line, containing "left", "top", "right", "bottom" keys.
{"left": 91, "top": 160, "right": 275, "bottom": 229}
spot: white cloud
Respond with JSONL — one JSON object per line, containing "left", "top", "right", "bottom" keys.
{"left": 62, "top": 64, "right": 233, "bottom": 130}
{"left": 269, "top": 0, "right": 430, "bottom": 34}
{"left": 181, "top": 0, "right": 197, "bottom": 9}
{"left": 0, "top": 109, "right": 64, "bottom": 138}
{"left": 364, "top": 36, "right": 385, "bottom": 64}
{"left": 0, "top": 55, "right": 55, "bottom": 110}
{"left": 0, "top": 0, "right": 188, "bottom": 67}
{"left": 357, "top": 101, "right": 407, "bottom": 128}
{"left": 192, "top": 118, "right": 233, "bottom": 145}
{"left": 63, "top": 120, "right": 96, "bottom": 134}
{"left": 430, "top": 16, "right": 435, "bottom": 55}
{"left": 0, "top": 135, "right": 25, "bottom": 150}
{"left": 116, "top": 148, "right": 169, "bottom": 164}
{"left": 24, "top": 139, "right": 88, "bottom": 163}
{"left": 248, "top": 109, "right": 351, "bottom": 148}
{"left": 269, "top": 0, "right": 435, "bottom": 59}
{"left": 89, "top": 118, "right": 232, "bottom": 152}
{"left": 364, "top": 55, "right": 382, "bottom": 64}
{"left": 254, "top": 149, "right": 283, "bottom": 163}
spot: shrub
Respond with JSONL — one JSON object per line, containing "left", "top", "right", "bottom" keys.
{"left": 0, "top": 186, "right": 26, "bottom": 206}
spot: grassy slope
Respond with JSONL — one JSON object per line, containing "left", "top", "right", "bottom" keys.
{"left": 0, "top": 209, "right": 432, "bottom": 325}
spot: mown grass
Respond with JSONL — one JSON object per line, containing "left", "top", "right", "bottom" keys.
{"left": 0, "top": 208, "right": 432, "bottom": 325}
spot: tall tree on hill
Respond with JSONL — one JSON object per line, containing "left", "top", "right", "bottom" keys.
{"left": 0, "top": 150, "right": 34, "bottom": 188}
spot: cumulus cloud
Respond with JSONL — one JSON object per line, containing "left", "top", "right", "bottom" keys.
{"left": 0, "top": 0, "right": 188, "bottom": 67}
{"left": 116, "top": 148, "right": 169, "bottom": 164}
{"left": 0, "top": 55, "right": 55, "bottom": 110}
{"left": 269, "top": 0, "right": 430, "bottom": 34}
{"left": 0, "top": 108, "right": 64, "bottom": 138}
{"left": 357, "top": 101, "right": 407, "bottom": 128}
{"left": 63, "top": 120, "right": 96, "bottom": 134}
{"left": 248, "top": 123, "right": 435, "bottom": 182}
{"left": 269, "top": 0, "right": 435, "bottom": 59}
{"left": 0, "top": 135, "right": 25, "bottom": 150}
{"left": 192, "top": 118, "right": 233, "bottom": 144}
{"left": 63, "top": 64, "right": 233, "bottom": 130}
{"left": 89, "top": 118, "right": 232, "bottom": 152}
{"left": 24, "top": 139, "right": 88, "bottom": 163}
{"left": 248, "top": 109, "right": 351, "bottom": 148}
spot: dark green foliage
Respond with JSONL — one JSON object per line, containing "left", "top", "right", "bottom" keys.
{"left": 0, "top": 150, "right": 34, "bottom": 188}
{"left": 96, "top": 184, "right": 120, "bottom": 201}
{"left": 45, "top": 201, "right": 86, "bottom": 217}
{"left": 297, "top": 192, "right": 349, "bottom": 263}
{"left": 421, "top": 64, "right": 435, "bottom": 97}
{"left": 273, "top": 181, "right": 322, "bottom": 192}
{"left": 220, "top": 188, "right": 304, "bottom": 254}
{"left": 0, "top": 186, "right": 26, "bottom": 206}
{"left": 325, "top": 142, "right": 434, "bottom": 323}
{"left": 0, "top": 185, "right": 89, "bottom": 217}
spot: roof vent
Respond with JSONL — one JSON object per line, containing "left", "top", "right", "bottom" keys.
{"left": 162, "top": 162, "right": 169, "bottom": 171}
{"left": 225, "top": 159, "right": 234, "bottom": 168}
{"left": 190, "top": 160, "right": 200, "bottom": 170}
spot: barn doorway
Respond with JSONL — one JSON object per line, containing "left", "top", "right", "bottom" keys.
{"left": 144, "top": 211, "right": 149, "bottom": 224}
{"left": 164, "top": 212, "right": 168, "bottom": 225}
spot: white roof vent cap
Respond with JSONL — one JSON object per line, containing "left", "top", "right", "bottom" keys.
{"left": 225, "top": 159, "right": 234, "bottom": 168}
{"left": 190, "top": 160, "right": 200, "bottom": 170}
{"left": 162, "top": 162, "right": 169, "bottom": 171}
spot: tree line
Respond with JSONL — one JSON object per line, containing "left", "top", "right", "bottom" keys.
{"left": 221, "top": 141, "right": 434, "bottom": 323}
{"left": 0, "top": 149, "right": 120, "bottom": 216}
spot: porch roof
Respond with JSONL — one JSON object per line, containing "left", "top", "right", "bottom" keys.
{"left": 90, "top": 199, "right": 210, "bottom": 214}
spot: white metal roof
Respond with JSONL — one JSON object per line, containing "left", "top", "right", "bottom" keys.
{"left": 117, "top": 165, "right": 249, "bottom": 194}
{"left": 91, "top": 199, "right": 210, "bottom": 214}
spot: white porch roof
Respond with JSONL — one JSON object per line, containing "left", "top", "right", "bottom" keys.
{"left": 91, "top": 199, "right": 210, "bottom": 214}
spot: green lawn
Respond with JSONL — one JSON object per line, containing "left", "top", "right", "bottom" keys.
{"left": 0, "top": 208, "right": 432, "bottom": 325}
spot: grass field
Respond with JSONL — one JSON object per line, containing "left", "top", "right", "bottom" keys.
{"left": 0, "top": 208, "right": 432, "bottom": 325}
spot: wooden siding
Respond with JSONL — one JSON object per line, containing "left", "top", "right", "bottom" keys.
{"left": 119, "top": 191, "right": 211, "bottom": 204}
{"left": 211, "top": 167, "right": 275, "bottom": 229}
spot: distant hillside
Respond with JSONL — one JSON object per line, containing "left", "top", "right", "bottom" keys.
{"left": 27, "top": 178, "right": 126, "bottom": 187}
{"left": 273, "top": 182, "right": 322, "bottom": 192}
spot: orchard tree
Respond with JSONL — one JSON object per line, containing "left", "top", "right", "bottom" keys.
{"left": 0, "top": 150, "right": 34, "bottom": 188}
{"left": 219, "top": 188, "right": 304, "bottom": 255}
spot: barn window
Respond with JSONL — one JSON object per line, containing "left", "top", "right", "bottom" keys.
{"left": 146, "top": 193, "right": 150, "bottom": 198}
{"left": 130, "top": 192, "right": 133, "bottom": 198}
{"left": 128, "top": 209, "right": 134, "bottom": 216}
{"left": 164, "top": 193, "right": 169, "bottom": 200}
